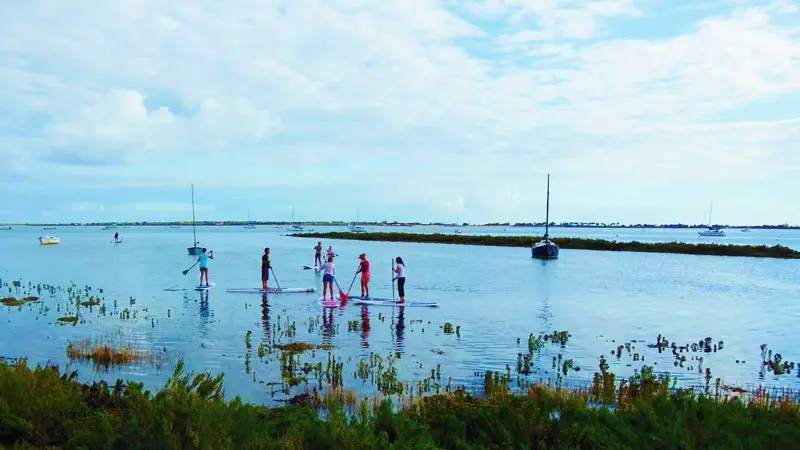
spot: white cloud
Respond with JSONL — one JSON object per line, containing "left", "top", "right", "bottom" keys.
{"left": 0, "top": 0, "right": 798, "bottom": 223}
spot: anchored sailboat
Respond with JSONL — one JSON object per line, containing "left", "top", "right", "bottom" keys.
{"left": 348, "top": 209, "right": 366, "bottom": 232}
{"left": 697, "top": 202, "right": 725, "bottom": 237}
{"left": 187, "top": 184, "right": 202, "bottom": 256}
{"left": 531, "top": 174, "right": 559, "bottom": 259}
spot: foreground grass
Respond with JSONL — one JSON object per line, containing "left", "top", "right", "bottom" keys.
{"left": 2, "top": 360, "right": 800, "bottom": 449}
{"left": 292, "top": 231, "right": 800, "bottom": 259}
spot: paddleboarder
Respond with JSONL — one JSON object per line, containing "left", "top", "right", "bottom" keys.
{"left": 114, "top": 231, "right": 120, "bottom": 243}
{"left": 198, "top": 248, "right": 214, "bottom": 286}
{"left": 326, "top": 245, "right": 335, "bottom": 258}
{"left": 393, "top": 256, "right": 406, "bottom": 303}
{"left": 321, "top": 255, "right": 336, "bottom": 300}
{"left": 314, "top": 241, "right": 323, "bottom": 267}
{"left": 261, "top": 247, "right": 271, "bottom": 290}
{"left": 357, "top": 253, "right": 371, "bottom": 298}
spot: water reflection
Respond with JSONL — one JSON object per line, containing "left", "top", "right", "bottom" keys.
{"left": 198, "top": 290, "right": 212, "bottom": 337}
{"left": 360, "top": 305, "right": 370, "bottom": 348}
{"left": 393, "top": 306, "right": 405, "bottom": 353}
{"left": 321, "top": 308, "right": 335, "bottom": 344}
{"left": 260, "top": 293, "right": 271, "bottom": 343}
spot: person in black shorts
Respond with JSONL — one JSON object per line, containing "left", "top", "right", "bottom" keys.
{"left": 314, "top": 241, "right": 322, "bottom": 266}
{"left": 261, "top": 247, "right": 271, "bottom": 290}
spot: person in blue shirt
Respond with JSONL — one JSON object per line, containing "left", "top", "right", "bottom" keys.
{"left": 198, "top": 248, "right": 214, "bottom": 286}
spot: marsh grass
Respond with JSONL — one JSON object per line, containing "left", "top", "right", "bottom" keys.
{"left": 293, "top": 231, "right": 800, "bottom": 259}
{"left": 0, "top": 296, "right": 39, "bottom": 307}
{"left": 2, "top": 358, "right": 800, "bottom": 449}
{"left": 65, "top": 338, "right": 153, "bottom": 369}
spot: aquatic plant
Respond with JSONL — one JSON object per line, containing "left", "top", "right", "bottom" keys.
{"left": 65, "top": 338, "right": 151, "bottom": 368}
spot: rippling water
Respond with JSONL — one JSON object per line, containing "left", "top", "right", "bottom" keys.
{"left": 1, "top": 225, "right": 799, "bottom": 404}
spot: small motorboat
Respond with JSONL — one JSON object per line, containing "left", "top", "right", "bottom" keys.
{"left": 39, "top": 236, "right": 60, "bottom": 245}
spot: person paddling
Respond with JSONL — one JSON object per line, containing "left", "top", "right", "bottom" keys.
{"left": 326, "top": 246, "right": 335, "bottom": 258}
{"left": 114, "top": 231, "right": 120, "bottom": 243}
{"left": 314, "top": 242, "right": 323, "bottom": 267}
{"left": 261, "top": 248, "right": 271, "bottom": 290}
{"left": 393, "top": 256, "right": 406, "bottom": 303}
{"left": 321, "top": 255, "right": 336, "bottom": 300}
{"left": 356, "top": 253, "right": 371, "bottom": 298}
{"left": 198, "top": 248, "right": 214, "bottom": 286}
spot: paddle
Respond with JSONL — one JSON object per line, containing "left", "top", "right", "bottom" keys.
{"left": 270, "top": 267, "right": 281, "bottom": 289}
{"left": 391, "top": 258, "right": 396, "bottom": 302}
{"left": 334, "top": 277, "right": 348, "bottom": 301}
{"left": 182, "top": 260, "right": 199, "bottom": 275}
{"left": 345, "top": 268, "right": 359, "bottom": 297}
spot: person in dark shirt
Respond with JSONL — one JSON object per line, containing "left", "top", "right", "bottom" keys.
{"left": 261, "top": 247, "right": 271, "bottom": 290}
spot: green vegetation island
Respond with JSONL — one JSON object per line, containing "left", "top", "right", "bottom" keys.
{"left": 292, "top": 231, "right": 800, "bottom": 259}
{"left": 1, "top": 358, "right": 798, "bottom": 449}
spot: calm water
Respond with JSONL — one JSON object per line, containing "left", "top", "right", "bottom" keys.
{"left": 1, "top": 225, "right": 799, "bottom": 404}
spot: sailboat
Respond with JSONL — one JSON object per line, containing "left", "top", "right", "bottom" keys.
{"left": 286, "top": 205, "right": 304, "bottom": 231}
{"left": 187, "top": 184, "right": 202, "bottom": 256}
{"left": 244, "top": 209, "right": 256, "bottom": 229}
{"left": 454, "top": 216, "right": 462, "bottom": 234}
{"left": 697, "top": 202, "right": 725, "bottom": 237}
{"left": 348, "top": 209, "right": 366, "bottom": 232}
{"left": 531, "top": 174, "right": 559, "bottom": 259}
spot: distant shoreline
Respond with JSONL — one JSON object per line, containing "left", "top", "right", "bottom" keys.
{"left": 290, "top": 231, "right": 800, "bottom": 259}
{"left": 2, "top": 222, "right": 799, "bottom": 229}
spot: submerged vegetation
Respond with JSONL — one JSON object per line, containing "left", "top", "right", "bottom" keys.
{"left": 292, "top": 231, "right": 800, "bottom": 258}
{"left": 65, "top": 338, "right": 154, "bottom": 369}
{"left": 2, "top": 359, "right": 800, "bottom": 449}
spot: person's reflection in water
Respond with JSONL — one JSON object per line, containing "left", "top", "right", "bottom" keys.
{"left": 360, "top": 305, "right": 370, "bottom": 348}
{"left": 261, "top": 293, "right": 271, "bottom": 343}
{"left": 321, "top": 308, "right": 335, "bottom": 345}
{"left": 393, "top": 306, "right": 406, "bottom": 353}
{"left": 198, "top": 290, "right": 211, "bottom": 337}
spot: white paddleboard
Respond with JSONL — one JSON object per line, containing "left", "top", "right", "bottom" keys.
{"left": 318, "top": 296, "right": 342, "bottom": 308}
{"left": 351, "top": 298, "right": 439, "bottom": 308}
{"left": 195, "top": 282, "right": 216, "bottom": 291}
{"left": 226, "top": 287, "right": 315, "bottom": 294}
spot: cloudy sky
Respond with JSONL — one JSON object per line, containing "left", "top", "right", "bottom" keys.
{"left": 1, "top": 0, "right": 799, "bottom": 225}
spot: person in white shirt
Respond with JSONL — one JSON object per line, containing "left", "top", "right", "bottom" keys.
{"left": 393, "top": 256, "right": 406, "bottom": 303}
{"left": 321, "top": 255, "right": 336, "bottom": 300}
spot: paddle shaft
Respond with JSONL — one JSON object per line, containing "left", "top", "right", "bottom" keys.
{"left": 270, "top": 267, "right": 281, "bottom": 289}
{"left": 391, "top": 258, "right": 395, "bottom": 301}
{"left": 346, "top": 268, "right": 359, "bottom": 295}
{"left": 182, "top": 260, "right": 199, "bottom": 275}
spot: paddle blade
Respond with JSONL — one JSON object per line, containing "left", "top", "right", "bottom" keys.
{"left": 339, "top": 289, "right": 348, "bottom": 301}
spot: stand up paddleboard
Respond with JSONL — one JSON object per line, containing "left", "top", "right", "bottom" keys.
{"left": 195, "top": 282, "right": 215, "bottom": 291}
{"left": 351, "top": 298, "right": 439, "bottom": 308}
{"left": 318, "top": 296, "right": 341, "bottom": 308}
{"left": 303, "top": 265, "right": 324, "bottom": 272}
{"left": 226, "top": 287, "right": 315, "bottom": 294}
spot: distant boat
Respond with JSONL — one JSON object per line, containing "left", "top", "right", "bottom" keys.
{"left": 741, "top": 228, "right": 751, "bottom": 232}
{"left": 187, "top": 184, "right": 202, "bottom": 256}
{"left": 39, "top": 235, "right": 60, "bottom": 245}
{"left": 348, "top": 209, "right": 367, "bottom": 232}
{"left": 0, "top": 225, "right": 10, "bottom": 231}
{"left": 43, "top": 226, "right": 56, "bottom": 230}
{"left": 454, "top": 216, "right": 462, "bottom": 234}
{"left": 287, "top": 205, "right": 304, "bottom": 231}
{"left": 244, "top": 209, "right": 256, "bottom": 229}
{"left": 698, "top": 202, "right": 725, "bottom": 237}
{"left": 531, "top": 174, "right": 559, "bottom": 259}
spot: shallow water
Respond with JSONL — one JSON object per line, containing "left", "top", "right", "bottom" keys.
{"left": 1, "top": 225, "right": 799, "bottom": 404}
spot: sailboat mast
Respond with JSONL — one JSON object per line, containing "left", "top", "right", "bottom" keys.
{"left": 709, "top": 201, "right": 713, "bottom": 228}
{"left": 191, "top": 184, "right": 197, "bottom": 245}
{"left": 544, "top": 174, "right": 550, "bottom": 239}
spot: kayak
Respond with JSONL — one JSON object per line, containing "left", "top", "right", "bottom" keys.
{"left": 226, "top": 287, "right": 316, "bottom": 294}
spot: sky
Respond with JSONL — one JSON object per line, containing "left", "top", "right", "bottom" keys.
{"left": 1, "top": 0, "right": 799, "bottom": 226}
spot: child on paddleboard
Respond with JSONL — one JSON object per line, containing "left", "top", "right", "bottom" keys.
{"left": 326, "top": 246, "right": 335, "bottom": 258}
{"left": 261, "top": 248, "right": 271, "bottom": 290}
{"left": 198, "top": 248, "right": 214, "bottom": 286}
{"left": 357, "top": 253, "right": 370, "bottom": 298}
{"left": 321, "top": 255, "right": 336, "bottom": 300}
{"left": 393, "top": 256, "right": 405, "bottom": 303}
